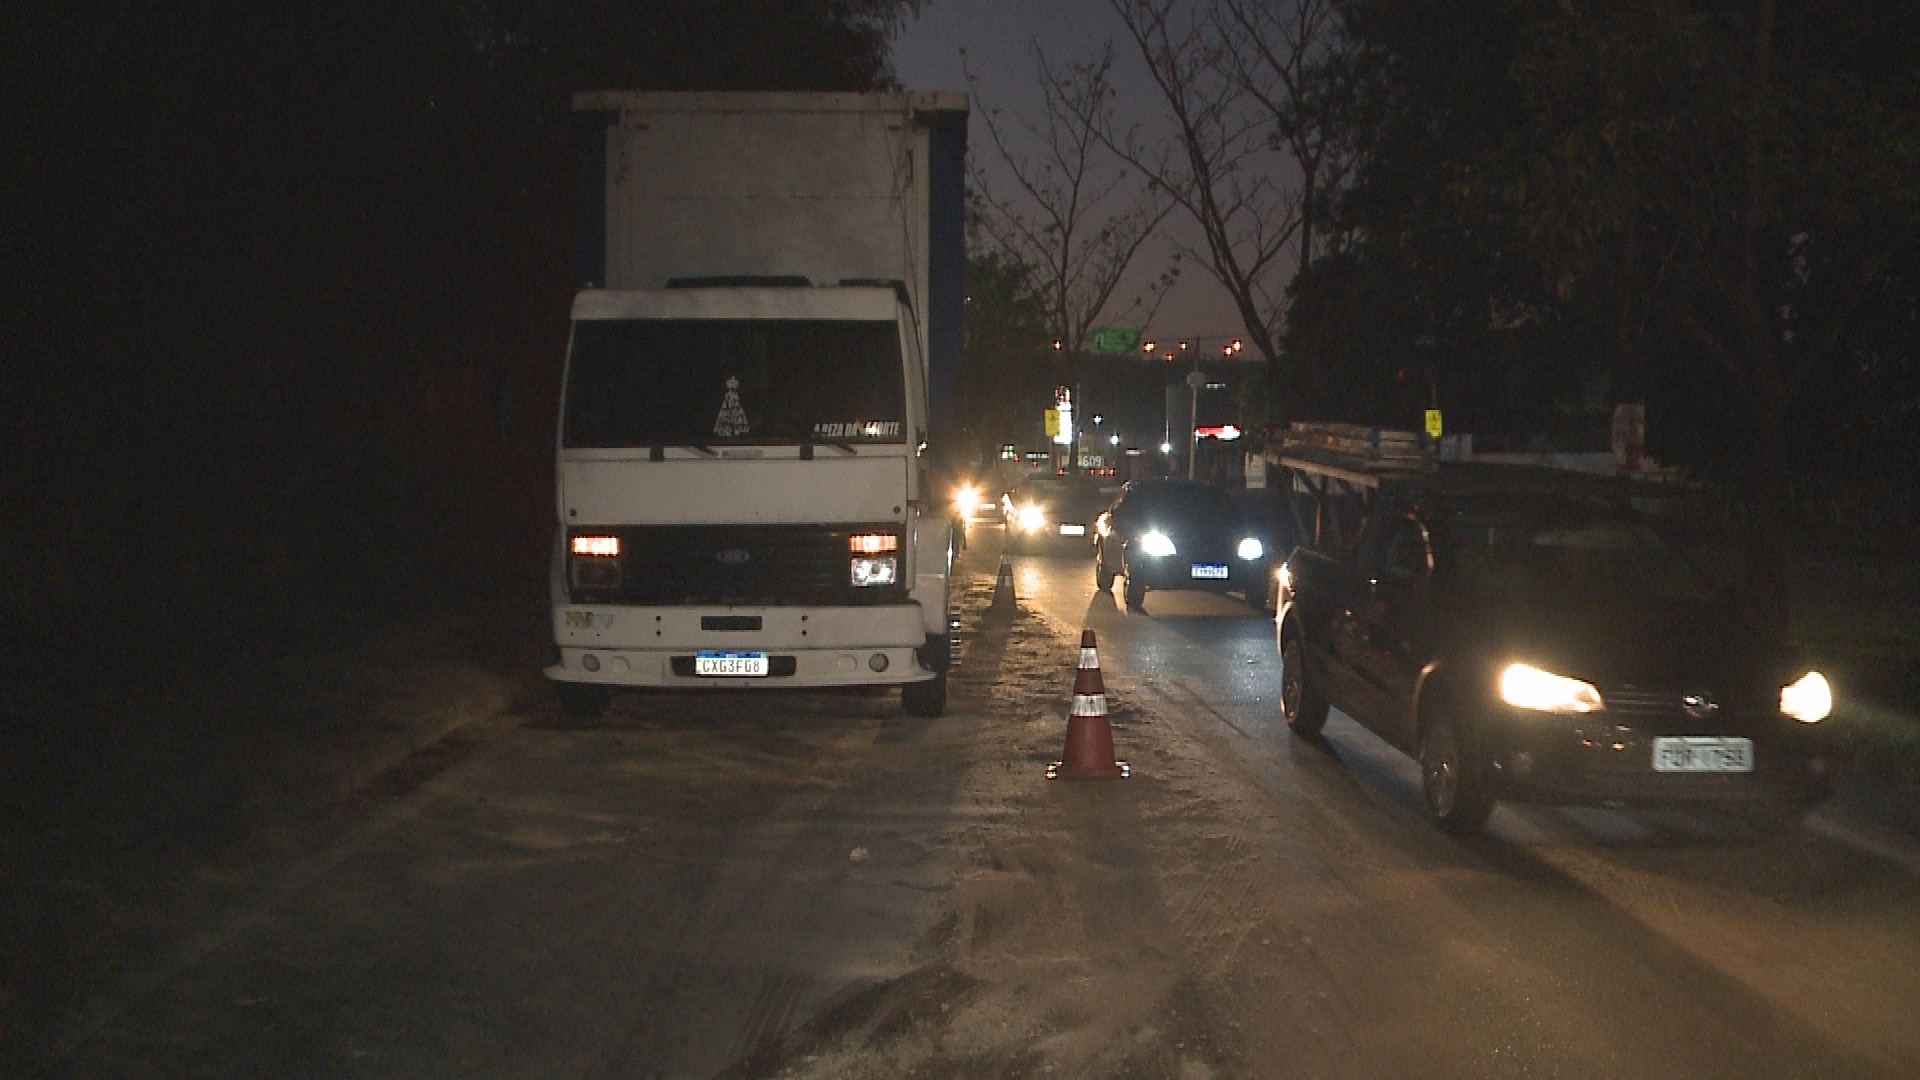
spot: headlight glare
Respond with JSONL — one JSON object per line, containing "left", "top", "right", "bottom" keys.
{"left": 1237, "top": 537, "right": 1264, "bottom": 561}
{"left": 850, "top": 555, "right": 898, "bottom": 586}
{"left": 1779, "top": 671, "right": 1831, "bottom": 723}
{"left": 1016, "top": 503, "right": 1047, "bottom": 532}
{"left": 1499, "top": 663, "right": 1603, "bottom": 714}
{"left": 952, "top": 483, "right": 981, "bottom": 520}
{"left": 1138, "top": 530, "right": 1176, "bottom": 557}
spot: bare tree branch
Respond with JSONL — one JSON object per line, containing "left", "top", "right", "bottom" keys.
{"left": 965, "top": 41, "right": 1178, "bottom": 471}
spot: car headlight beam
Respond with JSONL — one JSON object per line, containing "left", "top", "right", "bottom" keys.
{"left": 1138, "top": 530, "right": 1176, "bottom": 557}
{"left": 1499, "top": 662, "right": 1603, "bottom": 714}
{"left": 1237, "top": 537, "right": 1264, "bottom": 561}
{"left": 1779, "top": 671, "right": 1831, "bottom": 723}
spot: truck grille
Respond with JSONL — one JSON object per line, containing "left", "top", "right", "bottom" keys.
{"left": 570, "top": 524, "right": 906, "bottom": 606}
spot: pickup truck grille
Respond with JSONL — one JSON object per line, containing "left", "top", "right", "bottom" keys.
{"left": 570, "top": 524, "right": 906, "bottom": 606}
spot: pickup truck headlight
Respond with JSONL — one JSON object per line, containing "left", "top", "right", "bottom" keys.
{"left": 1779, "top": 671, "right": 1831, "bottom": 723}
{"left": 1014, "top": 502, "right": 1047, "bottom": 533}
{"left": 1499, "top": 662, "right": 1603, "bottom": 714}
{"left": 1237, "top": 537, "right": 1264, "bottom": 561}
{"left": 1138, "top": 530, "right": 1176, "bottom": 557}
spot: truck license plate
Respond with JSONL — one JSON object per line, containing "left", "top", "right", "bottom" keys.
{"left": 1059, "top": 523, "right": 1086, "bottom": 537}
{"left": 1190, "top": 563, "right": 1229, "bottom": 580}
{"left": 695, "top": 651, "right": 769, "bottom": 677}
{"left": 1652, "top": 736, "right": 1753, "bottom": 773}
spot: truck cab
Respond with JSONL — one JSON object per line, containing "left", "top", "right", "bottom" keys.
{"left": 546, "top": 93, "right": 968, "bottom": 718}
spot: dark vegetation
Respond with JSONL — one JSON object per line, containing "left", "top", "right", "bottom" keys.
{"left": 1, "top": 2, "right": 915, "bottom": 690}
{"left": 1280, "top": 0, "right": 1920, "bottom": 538}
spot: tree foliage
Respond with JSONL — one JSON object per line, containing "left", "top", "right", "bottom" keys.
{"left": 954, "top": 251, "right": 1057, "bottom": 464}
{"left": 1281, "top": 0, "right": 1920, "bottom": 627}
{"left": 0, "top": 0, "right": 916, "bottom": 662}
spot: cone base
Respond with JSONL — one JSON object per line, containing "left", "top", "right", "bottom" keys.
{"left": 1046, "top": 759, "right": 1129, "bottom": 780}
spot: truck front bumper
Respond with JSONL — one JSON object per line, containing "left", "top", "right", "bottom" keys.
{"left": 547, "top": 603, "right": 940, "bottom": 689}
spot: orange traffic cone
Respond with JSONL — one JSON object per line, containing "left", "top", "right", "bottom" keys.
{"left": 1047, "top": 629, "right": 1129, "bottom": 780}
{"left": 990, "top": 554, "right": 1017, "bottom": 613}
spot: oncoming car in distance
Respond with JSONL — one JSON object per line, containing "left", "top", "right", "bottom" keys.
{"left": 1273, "top": 448, "right": 1840, "bottom": 835}
{"left": 1002, "top": 473, "right": 1107, "bottom": 555}
{"left": 1093, "top": 479, "right": 1272, "bottom": 610}
{"left": 950, "top": 478, "right": 1006, "bottom": 527}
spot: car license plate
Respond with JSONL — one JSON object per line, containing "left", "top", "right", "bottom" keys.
{"left": 1059, "top": 523, "right": 1086, "bottom": 537}
{"left": 695, "top": 651, "right": 768, "bottom": 677}
{"left": 1190, "top": 563, "right": 1229, "bottom": 580}
{"left": 1652, "top": 736, "right": 1753, "bottom": 773}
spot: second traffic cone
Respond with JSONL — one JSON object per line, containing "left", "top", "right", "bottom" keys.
{"left": 990, "top": 554, "right": 1017, "bottom": 612}
{"left": 1047, "top": 629, "right": 1128, "bottom": 780}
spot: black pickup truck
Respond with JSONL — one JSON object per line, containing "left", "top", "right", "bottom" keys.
{"left": 1272, "top": 447, "right": 1840, "bottom": 835}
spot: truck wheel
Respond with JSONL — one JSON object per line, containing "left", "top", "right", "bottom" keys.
{"left": 1279, "top": 630, "right": 1328, "bottom": 736}
{"left": 1095, "top": 548, "right": 1115, "bottom": 592}
{"left": 901, "top": 670, "right": 947, "bottom": 718}
{"left": 557, "top": 683, "right": 611, "bottom": 720}
{"left": 1421, "top": 700, "right": 1494, "bottom": 835}
{"left": 1123, "top": 572, "right": 1146, "bottom": 610}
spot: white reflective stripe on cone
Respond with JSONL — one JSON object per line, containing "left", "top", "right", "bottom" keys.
{"left": 1072, "top": 693, "right": 1108, "bottom": 717}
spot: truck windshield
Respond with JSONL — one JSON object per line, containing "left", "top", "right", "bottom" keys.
{"left": 563, "top": 318, "right": 907, "bottom": 448}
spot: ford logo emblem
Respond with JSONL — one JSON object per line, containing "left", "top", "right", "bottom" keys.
{"left": 1682, "top": 692, "right": 1719, "bottom": 720}
{"left": 716, "top": 548, "right": 751, "bottom": 566}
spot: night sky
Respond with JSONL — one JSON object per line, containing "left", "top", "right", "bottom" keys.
{"left": 891, "top": 0, "right": 1250, "bottom": 342}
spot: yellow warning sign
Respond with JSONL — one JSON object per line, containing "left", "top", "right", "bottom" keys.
{"left": 1425, "top": 409, "right": 1443, "bottom": 438}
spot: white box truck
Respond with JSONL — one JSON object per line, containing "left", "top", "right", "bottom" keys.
{"left": 547, "top": 92, "right": 969, "bottom": 718}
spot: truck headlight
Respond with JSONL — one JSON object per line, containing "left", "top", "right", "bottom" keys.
{"left": 1499, "top": 662, "right": 1603, "bottom": 714}
{"left": 569, "top": 533, "right": 622, "bottom": 589}
{"left": 849, "top": 532, "right": 899, "bottom": 587}
{"left": 1015, "top": 502, "right": 1047, "bottom": 533}
{"left": 1779, "top": 671, "right": 1831, "bottom": 723}
{"left": 1138, "top": 531, "right": 1176, "bottom": 557}
{"left": 1237, "top": 537, "right": 1264, "bottom": 561}
{"left": 851, "top": 556, "right": 898, "bottom": 586}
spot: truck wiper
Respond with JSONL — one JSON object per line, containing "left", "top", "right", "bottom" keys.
{"left": 648, "top": 443, "right": 718, "bottom": 461}
{"left": 799, "top": 440, "right": 857, "bottom": 459}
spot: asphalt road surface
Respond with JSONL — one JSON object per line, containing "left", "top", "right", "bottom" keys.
{"left": 26, "top": 525, "right": 1920, "bottom": 1078}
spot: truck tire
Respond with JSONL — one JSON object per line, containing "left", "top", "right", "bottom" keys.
{"left": 901, "top": 670, "right": 947, "bottom": 718}
{"left": 1123, "top": 571, "right": 1146, "bottom": 610}
{"left": 1095, "top": 547, "right": 1115, "bottom": 592}
{"left": 1279, "top": 629, "right": 1328, "bottom": 736}
{"left": 557, "top": 682, "right": 611, "bottom": 720}
{"left": 1420, "top": 699, "right": 1494, "bottom": 835}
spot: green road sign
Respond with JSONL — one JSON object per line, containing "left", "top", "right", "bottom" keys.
{"left": 1087, "top": 326, "right": 1141, "bottom": 355}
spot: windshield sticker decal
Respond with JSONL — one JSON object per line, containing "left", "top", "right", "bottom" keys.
{"left": 814, "top": 420, "right": 902, "bottom": 439}
{"left": 713, "top": 376, "right": 749, "bottom": 437}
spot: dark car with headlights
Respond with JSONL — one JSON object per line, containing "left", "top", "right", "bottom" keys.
{"left": 1274, "top": 456, "right": 1838, "bottom": 835}
{"left": 1094, "top": 479, "right": 1273, "bottom": 610}
{"left": 1003, "top": 473, "right": 1106, "bottom": 555}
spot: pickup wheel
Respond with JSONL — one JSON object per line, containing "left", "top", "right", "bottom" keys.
{"left": 557, "top": 682, "right": 611, "bottom": 720}
{"left": 901, "top": 670, "right": 947, "bottom": 718}
{"left": 1420, "top": 700, "right": 1494, "bottom": 835}
{"left": 1095, "top": 546, "right": 1116, "bottom": 592}
{"left": 1279, "top": 630, "right": 1328, "bottom": 736}
{"left": 1123, "top": 570, "right": 1146, "bottom": 610}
